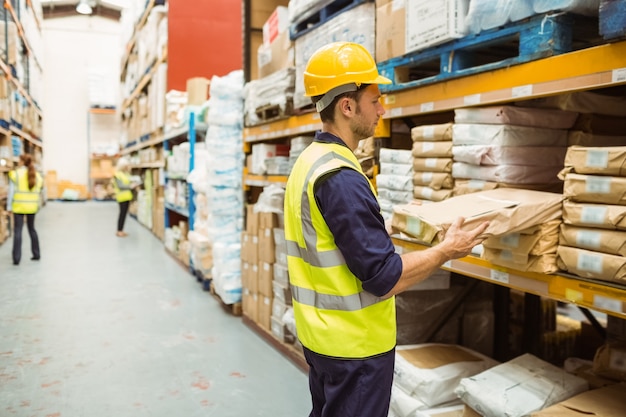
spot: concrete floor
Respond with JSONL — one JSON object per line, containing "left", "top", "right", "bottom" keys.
{"left": 0, "top": 201, "right": 310, "bottom": 416}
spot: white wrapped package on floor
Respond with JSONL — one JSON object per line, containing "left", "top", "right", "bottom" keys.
{"left": 393, "top": 344, "right": 498, "bottom": 408}
{"left": 454, "top": 106, "right": 578, "bottom": 129}
{"left": 453, "top": 124, "right": 568, "bottom": 146}
{"left": 455, "top": 353, "right": 588, "bottom": 417}
{"left": 452, "top": 162, "right": 562, "bottom": 184}
{"left": 452, "top": 145, "right": 567, "bottom": 166}
{"left": 211, "top": 241, "right": 242, "bottom": 304}
{"left": 389, "top": 384, "right": 428, "bottom": 417}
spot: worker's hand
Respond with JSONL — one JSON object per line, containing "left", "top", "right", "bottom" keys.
{"left": 436, "top": 217, "right": 489, "bottom": 260}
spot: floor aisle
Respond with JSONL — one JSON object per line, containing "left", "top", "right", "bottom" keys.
{"left": 0, "top": 201, "right": 310, "bottom": 416}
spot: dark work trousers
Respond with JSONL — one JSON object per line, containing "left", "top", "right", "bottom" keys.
{"left": 303, "top": 346, "right": 395, "bottom": 417}
{"left": 117, "top": 201, "right": 130, "bottom": 232}
{"left": 13, "top": 213, "right": 40, "bottom": 264}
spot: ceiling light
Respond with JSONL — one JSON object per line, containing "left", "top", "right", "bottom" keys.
{"left": 76, "top": 0, "right": 93, "bottom": 15}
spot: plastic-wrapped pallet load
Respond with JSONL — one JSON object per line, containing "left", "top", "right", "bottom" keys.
{"left": 393, "top": 344, "right": 498, "bottom": 410}
{"left": 244, "top": 67, "right": 295, "bottom": 127}
{"left": 533, "top": 0, "right": 600, "bottom": 15}
{"left": 405, "top": 0, "right": 470, "bottom": 53}
{"left": 465, "top": 0, "right": 534, "bottom": 34}
{"left": 455, "top": 353, "right": 589, "bottom": 417}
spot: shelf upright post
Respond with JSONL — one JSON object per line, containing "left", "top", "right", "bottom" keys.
{"left": 188, "top": 111, "right": 195, "bottom": 231}
{"left": 163, "top": 134, "right": 170, "bottom": 229}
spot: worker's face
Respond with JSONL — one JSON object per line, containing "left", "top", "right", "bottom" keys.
{"left": 350, "top": 85, "right": 385, "bottom": 140}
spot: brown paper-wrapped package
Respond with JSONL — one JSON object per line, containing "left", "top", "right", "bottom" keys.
{"left": 559, "top": 224, "right": 626, "bottom": 256}
{"left": 557, "top": 245, "right": 626, "bottom": 284}
{"left": 562, "top": 200, "right": 626, "bottom": 230}
{"left": 563, "top": 173, "right": 626, "bottom": 206}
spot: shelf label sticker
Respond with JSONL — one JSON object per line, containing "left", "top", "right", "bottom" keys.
{"left": 490, "top": 268, "right": 509, "bottom": 284}
{"left": 384, "top": 95, "right": 396, "bottom": 105}
{"left": 594, "top": 295, "right": 623, "bottom": 314}
{"left": 464, "top": 94, "right": 481, "bottom": 105}
{"left": 390, "top": 107, "right": 403, "bottom": 118}
{"left": 420, "top": 102, "right": 434, "bottom": 112}
{"left": 512, "top": 84, "right": 533, "bottom": 98}
{"left": 612, "top": 68, "right": 626, "bottom": 83}
{"left": 565, "top": 288, "right": 583, "bottom": 303}
{"left": 442, "top": 260, "right": 452, "bottom": 269}
{"left": 585, "top": 176, "right": 611, "bottom": 195}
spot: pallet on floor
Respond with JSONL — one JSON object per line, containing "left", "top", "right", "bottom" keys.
{"left": 208, "top": 280, "right": 242, "bottom": 316}
{"left": 378, "top": 13, "right": 601, "bottom": 94}
{"left": 289, "top": 0, "right": 370, "bottom": 40}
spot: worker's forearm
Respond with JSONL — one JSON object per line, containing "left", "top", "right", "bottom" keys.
{"left": 383, "top": 246, "right": 450, "bottom": 298}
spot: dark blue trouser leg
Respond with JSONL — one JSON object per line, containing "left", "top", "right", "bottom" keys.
{"left": 12, "top": 214, "right": 25, "bottom": 264}
{"left": 26, "top": 214, "right": 39, "bottom": 259}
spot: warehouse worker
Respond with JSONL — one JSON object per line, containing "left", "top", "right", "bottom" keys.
{"left": 7, "top": 153, "right": 43, "bottom": 265}
{"left": 283, "top": 42, "right": 489, "bottom": 417}
{"left": 112, "top": 157, "right": 134, "bottom": 237}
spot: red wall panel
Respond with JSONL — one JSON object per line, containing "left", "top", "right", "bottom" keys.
{"left": 167, "top": 0, "right": 243, "bottom": 91}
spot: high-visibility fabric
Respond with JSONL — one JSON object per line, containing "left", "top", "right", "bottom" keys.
{"left": 8, "top": 167, "right": 42, "bottom": 214}
{"left": 113, "top": 171, "right": 133, "bottom": 203}
{"left": 284, "top": 141, "right": 396, "bottom": 358}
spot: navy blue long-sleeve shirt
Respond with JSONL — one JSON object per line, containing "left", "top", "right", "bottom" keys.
{"left": 312, "top": 132, "right": 403, "bottom": 297}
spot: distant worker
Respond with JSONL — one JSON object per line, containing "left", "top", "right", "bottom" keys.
{"left": 112, "top": 157, "right": 134, "bottom": 237}
{"left": 7, "top": 153, "right": 43, "bottom": 265}
{"left": 283, "top": 42, "right": 489, "bottom": 417}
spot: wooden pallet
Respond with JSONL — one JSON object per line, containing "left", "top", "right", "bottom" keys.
{"left": 254, "top": 100, "right": 293, "bottom": 125}
{"left": 289, "top": 0, "right": 370, "bottom": 40}
{"left": 209, "top": 280, "right": 242, "bottom": 316}
{"left": 378, "top": 13, "right": 601, "bottom": 94}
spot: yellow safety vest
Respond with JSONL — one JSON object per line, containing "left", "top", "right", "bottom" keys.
{"left": 9, "top": 167, "right": 42, "bottom": 214}
{"left": 284, "top": 141, "right": 396, "bottom": 358}
{"left": 113, "top": 171, "right": 133, "bottom": 203}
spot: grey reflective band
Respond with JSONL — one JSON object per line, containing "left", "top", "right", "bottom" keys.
{"left": 291, "top": 284, "right": 382, "bottom": 312}
{"left": 286, "top": 239, "right": 344, "bottom": 268}
{"left": 316, "top": 83, "right": 358, "bottom": 112}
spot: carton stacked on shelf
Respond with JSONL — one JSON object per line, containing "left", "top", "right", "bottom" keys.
{"left": 411, "top": 123, "right": 455, "bottom": 204}
{"left": 377, "top": 148, "right": 414, "bottom": 222}
{"left": 451, "top": 105, "right": 577, "bottom": 196}
{"left": 288, "top": 135, "right": 314, "bottom": 172}
{"left": 270, "top": 220, "right": 297, "bottom": 344}
{"left": 556, "top": 146, "right": 626, "bottom": 285}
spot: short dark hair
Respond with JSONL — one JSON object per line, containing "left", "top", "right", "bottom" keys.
{"left": 312, "top": 84, "right": 370, "bottom": 123}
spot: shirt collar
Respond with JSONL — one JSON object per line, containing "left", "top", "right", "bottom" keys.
{"left": 314, "top": 131, "right": 349, "bottom": 149}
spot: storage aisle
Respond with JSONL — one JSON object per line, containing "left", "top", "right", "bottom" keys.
{"left": 0, "top": 202, "right": 310, "bottom": 416}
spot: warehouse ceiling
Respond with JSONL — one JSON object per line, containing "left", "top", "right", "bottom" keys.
{"left": 41, "top": 0, "right": 125, "bottom": 20}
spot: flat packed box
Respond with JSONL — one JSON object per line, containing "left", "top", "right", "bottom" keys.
{"left": 531, "top": 383, "right": 626, "bottom": 416}
{"left": 455, "top": 353, "right": 588, "bottom": 417}
{"left": 563, "top": 173, "right": 626, "bottom": 206}
{"left": 412, "top": 123, "right": 454, "bottom": 142}
{"left": 562, "top": 201, "right": 626, "bottom": 231}
{"left": 376, "top": 0, "right": 406, "bottom": 62}
{"left": 557, "top": 245, "right": 626, "bottom": 284}
{"left": 559, "top": 224, "right": 626, "bottom": 256}
{"left": 405, "top": 0, "right": 469, "bottom": 53}
{"left": 392, "top": 188, "right": 563, "bottom": 244}
{"left": 454, "top": 106, "right": 578, "bottom": 129}
{"left": 562, "top": 146, "right": 626, "bottom": 177}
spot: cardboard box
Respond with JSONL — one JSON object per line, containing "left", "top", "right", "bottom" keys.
{"left": 564, "top": 173, "right": 626, "bottom": 206}
{"left": 262, "top": 6, "right": 289, "bottom": 45}
{"left": 531, "top": 383, "right": 626, "bottom": 416}
{"left": 562, "top": 201, "right": 626, "bottom": 231}
{"left": 592, "top": 343, "right": 626, "bottom": 382}
{"left": 258, "top": 227, "right": 275, "bottom": 263}
{"left": 242, "top": 289, "right": 259, "bottom": 322}
{"left": 186, "top": 77, "right": 209, "bottom": 106}
{"left": 271, "top": 297, "right": 289, "bottom": 320}
{"left": 258, "top": 30, "right": 294, "bottom": 78}
{"left": 258, "top": 295, "right": 272, "bottom": 331}
{"left": 250, "top": 0, "right": 288, "bottom": 29}
{"left": 456, "top": 353, "right": 588, "bottom": 417}
{"left": 391, "top": 189, "right": 564, "bottom": 244}
{"left": 258, "top": 261, "right": 274, "bottom": 298}
{"left": 376, "top": 0, "right": 406, "bottom": 62}
{"left": 272, "top": 280, "right": 292, "bottom": 305}
{"left": 273, "top": 263, "right": 289, "bottom": 285}
{"left": 559, "top": 225, "right": 626, "bottom": 257}
{"left": 271, "top": 315, "right": 296, "bottom": 343}
{"left": 246, "top": 204, "right": 259, "bottom": 235}
{"left": 557, "top": 245, "right": 626, "bottom": 284}
{"left": 562, "top": 146, "right": 626, "bottom": 177}
{"left": 405, "top": 0, "right": 469, "bottom": 54}
{"left": 259, "top": 211, "right": 279, "bottom": 229}
{"left": 251, "top": 143, "right": 290, "bottom": 175}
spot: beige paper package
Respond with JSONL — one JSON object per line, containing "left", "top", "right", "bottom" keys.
{"left": 531, "top": 383, "right": 626, "bottom": 417}
{"left": 563, "top": 173, "right": 626, "bottom": 206}
{"left": 483, "top": 220, "right": 560, "bottom": 255}
{"left": 559, "top": 224, "right": 626, "bottom": 256}
{"left": 413, "top": 186, "right": 454, "bottom": 202}
{"left": 411, "top": 123, "right": 454, "bottom": 141}
{"left": 557, "top": 245, "right": 626, "bottom": 284}
{"left": 413, "top": 172, "right": 454, "bottom": 190}
{"left": 413, "top": 157, "right": 453, "bottom": 173}
{"left": 482, "top": 249, "right": 559, "bottom": 274}
{"left": 561, "top": 146, "right": 626, "bottom": 177}
{"left": 562, "top": 200, "right": 626, "bottom": 230}
{"left": 412, "top": 140, "right": 453, "bottom": 158}
{"left": 391, "top": 189, "right": 564, "bottom": 244}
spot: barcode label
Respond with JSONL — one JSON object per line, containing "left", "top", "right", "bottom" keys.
{"left": 420, "top": 102, "right": 434, "bottom": 112}
{"left": 586, "top": 149, "right": 609, "bottom": 169}
{"left": 512, "top": 85, "right": 533, "bottom": 98}
{"left": 423, "top": 125, "right": 435, "bottom": 139}
{"left": 585, "top": 176, "right": 611, "bottom": 194}
{"left": 576, "top": 230, "right": 601, "bottom": 249}
{"left": 422, "top": 172, "right": 433, "bottom": 182}
{"left": 390, "top": 108, "right": 403, "bottom": 117}
{"left": 464, "top": 94, "right": 481, "bottom": 105}
{"left": 581, "top": 205, "right": 606, "bottom": 224}
{"left": 490, "top": 269, "right": 509, "bottom": 284}
{"left": 443, "top": 260, "right": 452, "bottom": 268}
{"left": 422, "top": 142, "right": 435, "bottom": 152}
{"left": 578, "top": 253, "right": 603, "bottom": 273}
{"left": 594, "top": 295, "right": 623, "bottom": 314}
{"left": 612, "top": 68, "right": 626, "bottom": 83}
{"left": 500, "top": 233, "right": 520, "bottom": 248}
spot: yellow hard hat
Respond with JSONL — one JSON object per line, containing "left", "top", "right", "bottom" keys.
{"left": 303, "top": 42, "right": 392, "bottom": 112}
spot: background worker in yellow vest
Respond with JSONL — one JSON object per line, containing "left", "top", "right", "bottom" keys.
{"left": 7, "top": 153, "right": 43, "bottom": 265}
{"left": 112, "top": 157, "right": 134, "bottom": 237}
{"left": 284, "top": 42, "right": 490, "bottom": 417}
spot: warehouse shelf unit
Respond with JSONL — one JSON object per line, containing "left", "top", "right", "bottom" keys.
{"left": 241, "top": 40, "right": 626, "bottom": 363}
{"left": 0, "top": 0, "right": 44, "bottom": 246}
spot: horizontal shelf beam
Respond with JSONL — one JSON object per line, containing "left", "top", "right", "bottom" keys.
{"left": 244, "top": 112, "right": 321, "bottom": 142}
{"left": 164, "top": 202, "right": 189, "bottom": 217}
{"left": 131, "top": 161, "right": 165, "bottom": 169}
{"left": 245, "top": 174, "right": 288, "bottom": 188}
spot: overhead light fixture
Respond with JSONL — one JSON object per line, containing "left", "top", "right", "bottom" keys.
{"left": 76, "top": 0, "right": 93, "bottom": 15}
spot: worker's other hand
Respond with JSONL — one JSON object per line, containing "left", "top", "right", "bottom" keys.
{"left": 437, "top": 217, "right": 489, "bottom": 260}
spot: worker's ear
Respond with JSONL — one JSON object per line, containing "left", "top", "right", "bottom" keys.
{"left": 338, "top": 96, "right": 355, "bottom": 117}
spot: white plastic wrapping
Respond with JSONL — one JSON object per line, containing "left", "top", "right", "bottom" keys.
{"left": 452, "top": 124, "right": 568, "bottom": 146}
{"left": 244, "top": 67, "right": 296, "bottom": 126}
{"left": 533, "top": 0, "right": 600, "bottom": 16}
{"left": 454, "top": 106, "right": 578, "bottom": 129}
{"left": 466, "top": 0, "right": 534, "bottom": 34}
{"left": 376, "top": 174, "right": 414, "bottom": 192}
{"left": 380, "top": 148, "right": 414, "bottom": 165}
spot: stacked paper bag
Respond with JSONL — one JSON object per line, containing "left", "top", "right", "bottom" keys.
{"left": 411, "top": 123, "right": 455, "bottom": 203}
{"left": 378, "top": 148, "right": 415, "bottom": 221}
{"left": 557, "top": 146, "right": 626, "bottom": 285}
{"left": 455, "top": 353, "right": 588, "bottom": 417}
{"left": 451, "top": 105, "right": 576, "bottom": 194}
{"left": 389, "top": 344, "right": 498, "bottom": 417}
